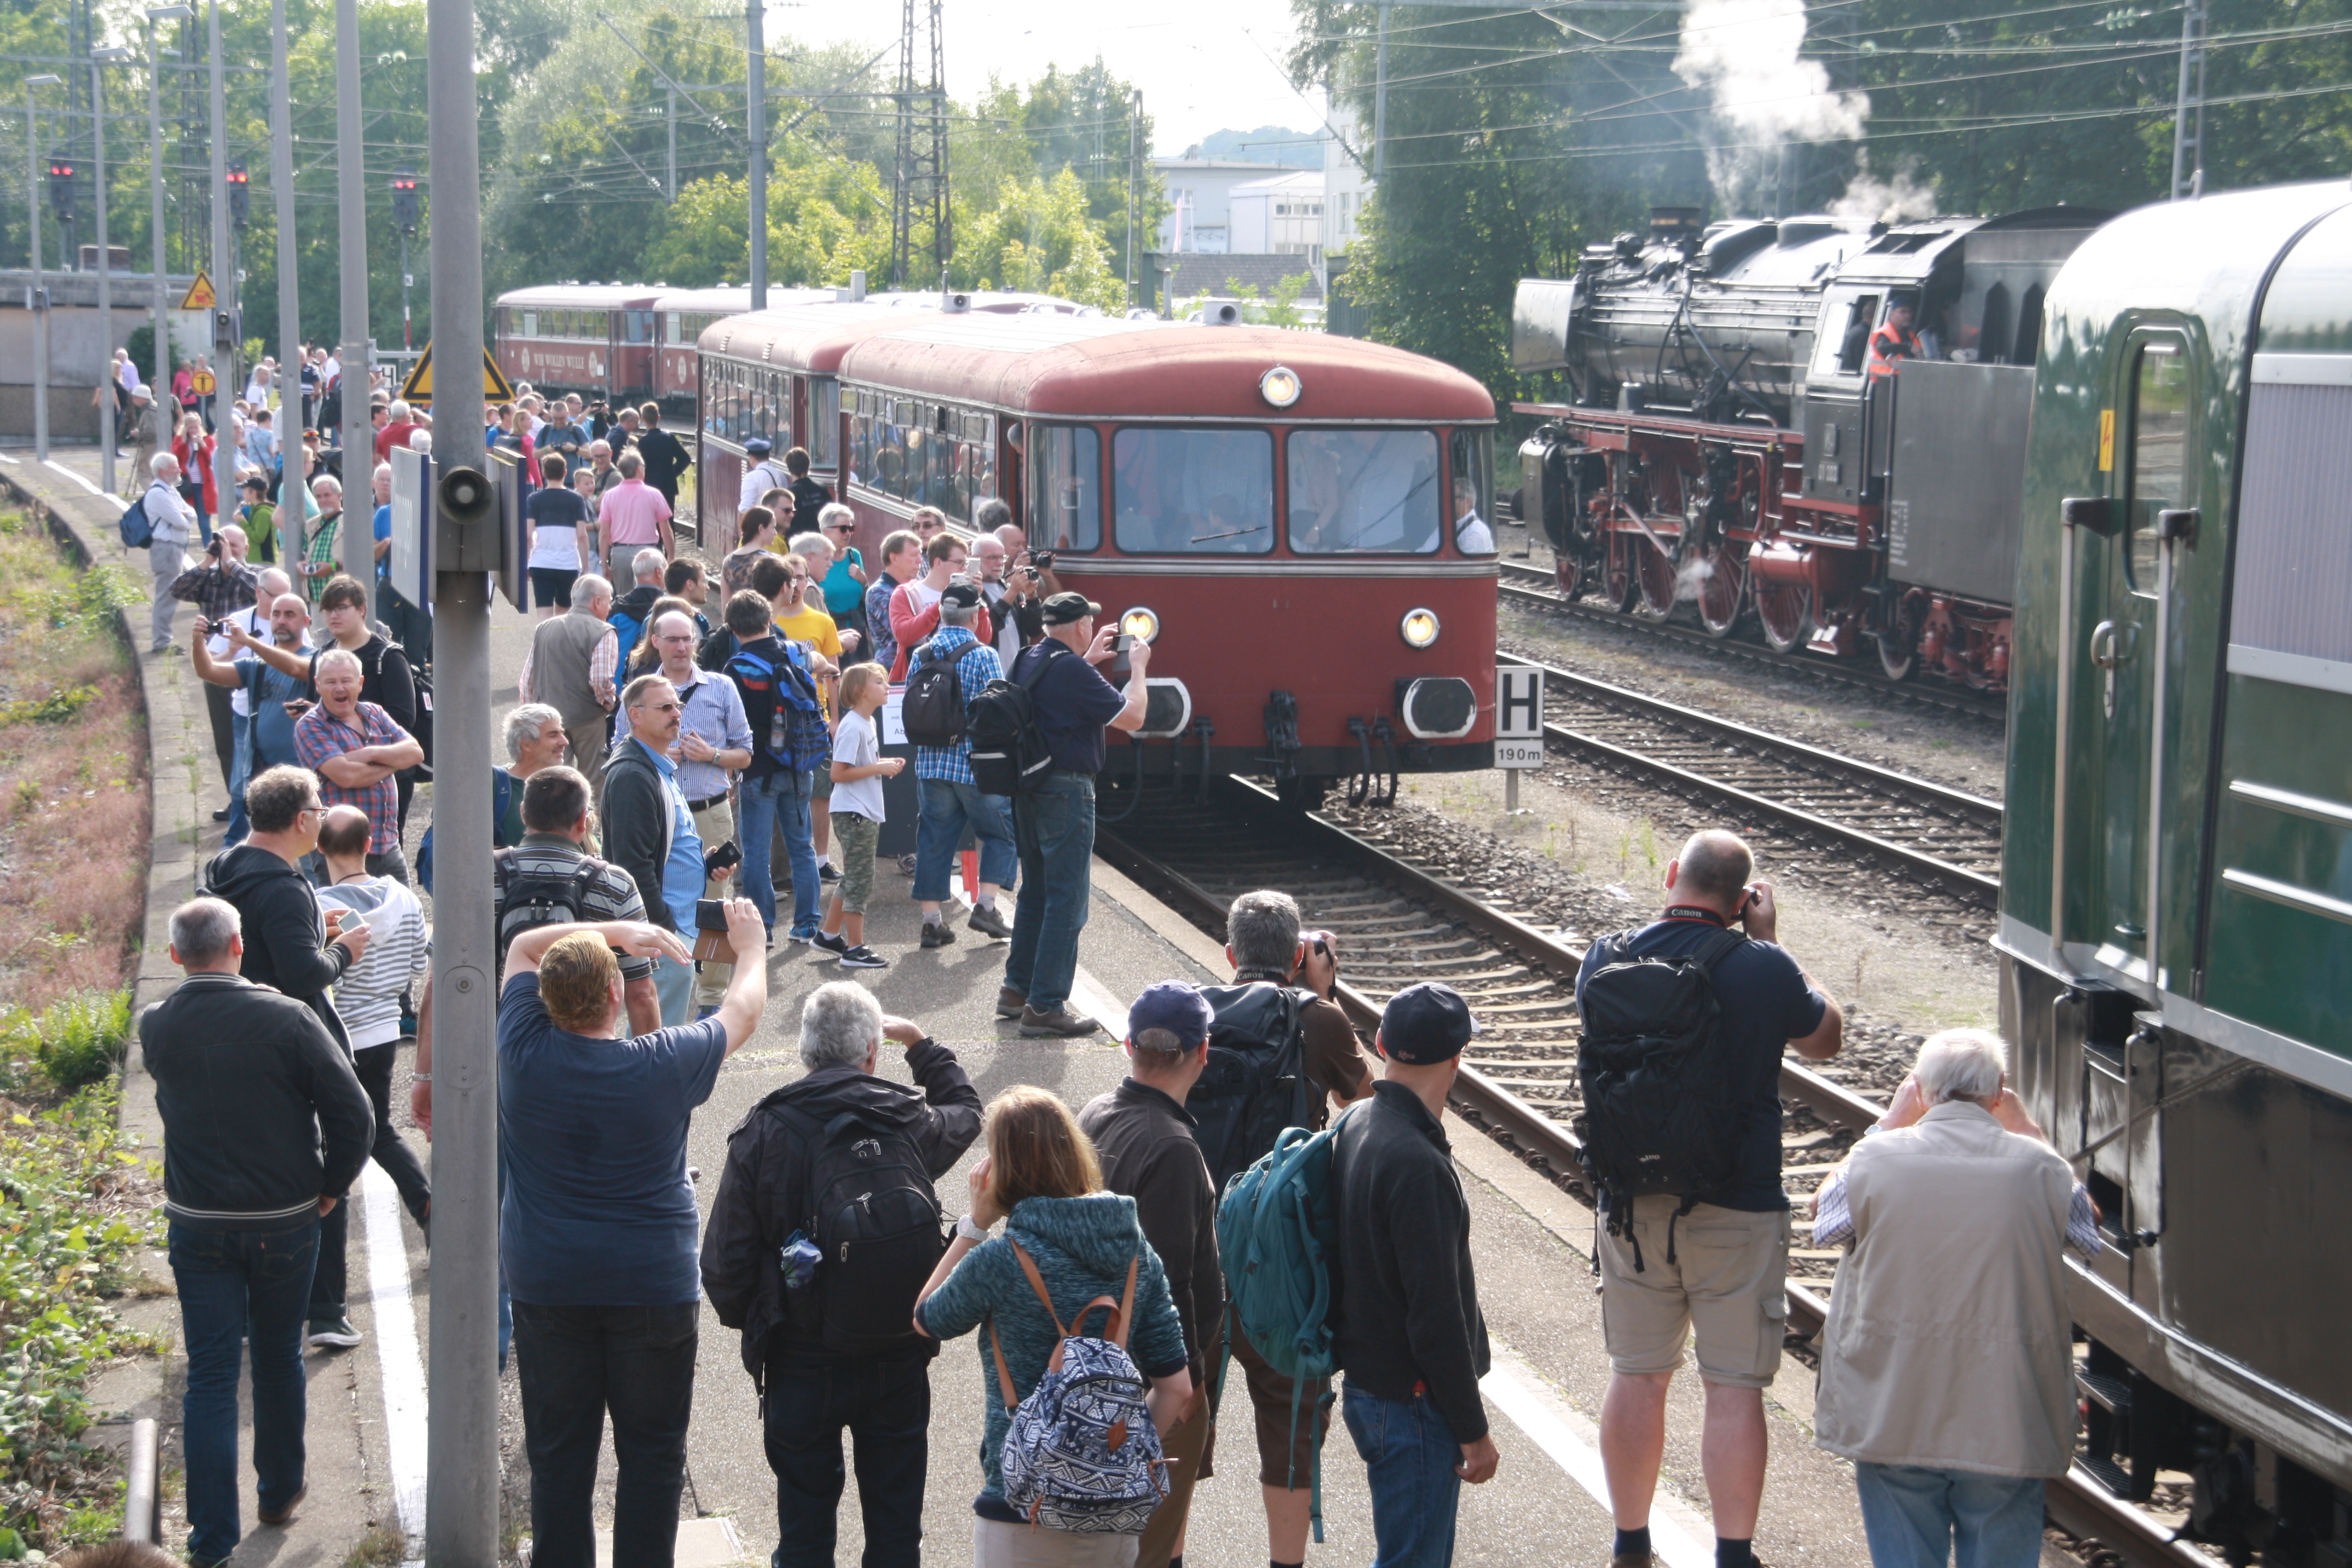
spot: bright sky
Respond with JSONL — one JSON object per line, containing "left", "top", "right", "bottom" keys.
{"left": 790, "top": 0, "right": 1327, "bottom": 158}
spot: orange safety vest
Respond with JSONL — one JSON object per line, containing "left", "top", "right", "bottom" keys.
{"left": 1867, "top": 323, "right": 1921, "bottom": 378}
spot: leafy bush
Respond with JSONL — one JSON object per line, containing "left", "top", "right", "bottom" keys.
{"left": 0, "top": 1080, "right": 157, "bottom": 1553}
{"left": 0, "top": 993, "right": 131, "bottom": 1097}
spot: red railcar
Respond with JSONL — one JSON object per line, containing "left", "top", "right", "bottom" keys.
{"left": 491, "top": 284, "right": 665, "bottom": 405}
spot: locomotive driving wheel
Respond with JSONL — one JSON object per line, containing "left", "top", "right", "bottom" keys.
{"left": 1633, "top": 537, "right": 1679, "bottom": 623}
{"left": 1754, "top": 580, "right": 1815, "bottom": 655}
{"left": 1603, "top": 534, "right": 1641, "bottom": 613}
{"left": 1696, "top": 540, "right": 1748, "bottom": 638}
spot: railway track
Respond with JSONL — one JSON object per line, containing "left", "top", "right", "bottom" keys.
{"left": 1529, "top": 661, "right": 2005, "bottom": 904}
{"left": 1494, "top": 557, "right": 2011, "bottom": 725}
{"left": 1097, "top": 776, "right": 2205, "bottom": 1568}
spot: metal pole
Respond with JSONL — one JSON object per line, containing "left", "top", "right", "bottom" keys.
{"left": 666, "top": 85, "right": 676, "bottom": 201}
{"left": 425, "top": 0, "right": 498, "bottom": 1541}
{"left": 1373, "top": 1, "right": 1389, "bottom": 182}
{"left": 335, "top": 0, "right": 372, "bottom": 610}
{"left": 1126, "top": 89, "right": 1138, "bottom": 309}
{"left": 93, "top": 57, "right": 117, "bottom": 495}
{"left": 27, "top": 79, "right": 55, "bottom": 463}
{"left": 147, "top": 14, "right": 174, "bottom": 459}
{"left": 209, "top": 0, "right": 235, "bottom": 465}
{"left": 271, "top": 0, "right": 298, "bottom": 449}
{"left": 401, "top": 229, "right": 412, "bottom": 350}
{"left": 2169, "top": 0, "right": 2207, "bottom": 201}
{"left": 746, "top": 0, "right": 766, "bottom": 306}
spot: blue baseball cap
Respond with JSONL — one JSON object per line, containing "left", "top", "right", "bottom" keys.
{"left": 1379, "top": 982, "right": 1476, "bottom": 1063}
{"left": 744, "top": 436, "right": 774, "bottom": 456}
{"left": 1126, "top": 981, "right": 1213, "bottom": 1047}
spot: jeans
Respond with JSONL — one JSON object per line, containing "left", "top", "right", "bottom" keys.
{"left": 1853, "top": 1463, "right": 2048, "bottom": 1568}
{"left": 169, "top": 1217, "right": 319, "bottom": 1566}
{"left": 913, "top": 777, "right": 1016, "bottom": 902}
{"left": 309, "top": 1194, "right": 349, "bottom": 1322}
{"left": 203, "top": 679, "right": 238, "bottom": 792}
{"left": 512, "top": 1300, "right": 701, "bottom": 1568}
{"left": 652, "top": 955, "right": 695, "bottom": 1027}
{"left": 1342, "top": 1382, "right": 1465, "bottom": 1568}
{"left": 740, "top": 768, "right": 818, "bottom": 938}
{"left": 352, "top": 1042, "right": 431, "bottom": 1221}
{"left": 226, "top": 711, "right": 254, "bottom": 844}
{"left": 763, "top": 1350, "right": 931, "bottom": 1568}
{"left": 1002, "top": 774, "right": 1094, "bottom": 1014}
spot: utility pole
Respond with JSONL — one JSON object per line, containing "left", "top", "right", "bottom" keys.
{"left": 209, "top": 0, "right": 235, "bottom": 467}
{"left": 1373, "top": 1, "right": 1390, "bottom": 182}
{"left": 889, "top": 0, "right": 949, "bottom": 289}
{"left": 746, "top": 0, "right": 766, "bottom": 306}
{"left": 425, "top": 0, "right": 499, "bottom": 1544}
{"left": 665, "top": 85, "right": 677, "bottom": 201}
{"left": 2170, "top": 0, "right": 2208, "bottom": 200}
{"left": 146, "top": 7, "right": 188, "bottom": 460}
{"left": 272, "top": 0, "right": 299, "bottom": 446}
{"left": 93, "top": 50, "right": 131, "bottom": 497}
{"left": 335, "top": 0, "right": 372, "bottom": 605}
{"left": 26, "top": 75, "right": 60, "bottom": 463}
{"left": 1126, "top": 88, "right": 1140, "bottom": 310}
{"left": 393, "top": 171, "right": 420, "bottom": 348}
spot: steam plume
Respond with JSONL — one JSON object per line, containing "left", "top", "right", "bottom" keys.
{"left": 1674, "top": 0, "right": 1869, "bottom": 212}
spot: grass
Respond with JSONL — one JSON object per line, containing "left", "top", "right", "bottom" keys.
{"left": 0, "top": 511, "right": 149, "bottom": 1016}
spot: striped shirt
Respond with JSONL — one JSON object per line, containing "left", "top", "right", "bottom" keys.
{"left": 911, "top": 626, "right": 1004, "bottom": 786}
{"left": 316, "top": 878, "right": 430, "bottom": 1050}
{"left": 499, "top": 832, "right": 658, "bottom": 981}
{"left": 1812, "top": 1160, "right": 2102, "bottom": 1262}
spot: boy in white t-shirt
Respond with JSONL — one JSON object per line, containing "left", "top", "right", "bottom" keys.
{"left": 811, "top": 662, "right": 903, "bottom": 969}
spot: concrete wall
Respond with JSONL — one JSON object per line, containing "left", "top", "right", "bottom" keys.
{"left": 0, "top": 304, "right": 207, "bottom": 439}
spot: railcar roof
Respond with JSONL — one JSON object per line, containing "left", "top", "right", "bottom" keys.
{"left": 696, "top": 299, "right": 950, "bottom": 371}
{"left": 495, "top": 284, "right": 666, "bottom": 307}
{"left": 840, "top": 317, "right": 1497, "bottom": 422}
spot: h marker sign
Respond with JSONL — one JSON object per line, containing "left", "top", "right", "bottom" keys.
{"left": 1495, "top": 664, "right": 1545, "bottom": 769}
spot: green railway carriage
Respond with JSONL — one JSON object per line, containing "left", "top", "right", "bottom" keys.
{"left": 2001, "top": 181, "right": 2352, "bottom": 1566}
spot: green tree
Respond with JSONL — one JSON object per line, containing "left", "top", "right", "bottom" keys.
{"left": 949, "top": 168, "right": 1126, "bottom": 310}
{"left": 639, "top": 148, "right": 893, "bottom": 289}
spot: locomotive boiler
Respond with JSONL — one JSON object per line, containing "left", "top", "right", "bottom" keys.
{"left": 1511, "top": 204, "right": 2105, "bottom": 688}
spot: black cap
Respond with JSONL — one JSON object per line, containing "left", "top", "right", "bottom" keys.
{"left": 938, "top": 581, "right": 981, "bottom": 610}
{"left": 743, "top": 436, "right": 774, "bottom": 456}
{"left": 1378, "top": 982, "right": 1476, "bottom": 1063}
{"left": 1040, "top": 590, "right": 1100, "bottom": 626}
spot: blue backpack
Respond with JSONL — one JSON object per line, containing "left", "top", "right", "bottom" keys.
{"left": 1214, "top": 1108, "right": 1357, "bottom": 1543}
{"left": 725, "top": 643, "right": 831, "bottom": 775}
{"left": 991, "top": 1245, "right": 1169, "bottom": 1534}
{"left": 610, "top": 603, "right": 651, "bottom": 672}
{"left": 118, "top": 493, "right": 154, "bottom": 550}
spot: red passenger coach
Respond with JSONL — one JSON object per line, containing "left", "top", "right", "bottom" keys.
{"left": 832, "top": 313, "right": 1500, "bottom": 802}
{"left": 492, "top": 284, "right": 664, "bottom": 404}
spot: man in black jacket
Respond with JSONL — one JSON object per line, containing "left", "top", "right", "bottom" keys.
{"left": 201, "top": 763, "right": 376, "bottom": 1350}
{"left": 601, "top": 673, "right": 702, "bottom": 1024}
{"left": 633, "top": 402, "right": 692, "bottom": 509}
{"left": 143, "top": 895, "right": 374, "bottom": 1568}
{"left": 700, "top": 982, "right": 981, "bottom": 1568}
{"left": 1330, "top": 981, "right": 1500, "bottom": 1568}
{"left": 1078, "top": 981, "right": 1223, "bottom": 1568}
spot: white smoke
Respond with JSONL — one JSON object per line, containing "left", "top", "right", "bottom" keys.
{"left": 1829, "top": 152, "right": 1941, "bottom": 224}
{"left": 1674, "top": 0, "right": 1870, "bottom": 213}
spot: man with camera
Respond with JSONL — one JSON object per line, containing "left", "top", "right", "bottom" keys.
{"left": 169, "top": 524, "right": 261, "bottom": 799}
{"left": 1578, "top": 829, "right": 1841, "bottom": 1568}
{"left": 648, "top": 609, "right": 752, "bottom": 1019}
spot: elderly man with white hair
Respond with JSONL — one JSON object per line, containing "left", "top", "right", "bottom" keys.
{"left": 699, "top": 982, "right": 982, "bottom": 1568}
{"left": 292, "top": 647, "right": 424, "bottom": 884}
{"left": 141, "top": 451, "right": 200, "bottom": 653}
{"left": 1811, "top": 1028, "right": 2102, "bottom": 1568}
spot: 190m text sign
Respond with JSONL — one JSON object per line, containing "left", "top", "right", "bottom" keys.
{"left": 1495, "top": 665, "right": 1545, "bottom": 769}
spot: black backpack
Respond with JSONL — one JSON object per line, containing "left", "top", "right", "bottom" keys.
{"left": 966, "top": 645, "right": 1059, "bottom": 797}
{"left": 1187, "top": 982, "right": 1313, "bottom": 1194}
{"left": 1573, "top": 926, "right": 1749, "bottom": 1269}
{"left": 492, "top": 849, "right": 607, "bottom": 965}
{"left": 900, "top": 638, "right": 966, "bottom": 748}
{"left": 765, "top": 1098, "right": 947, "bottom": 1358}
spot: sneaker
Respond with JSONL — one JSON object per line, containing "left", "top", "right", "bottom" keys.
{"left": 784, "top": 927, "right": 818, "bottom": 946}
{"left": 920, "top": 921, "right": 956, "bottom": 949}
{"left": 995, "top": 985, "right": 1027, "bottom": 1020}
{"left": 149, "top": 639, "right": 172, "bottom": 655}
{"left": 1019, "top": 1006, "right": 1101, "bottom": 1039}
{"left": 967, "top": 903, "right": 1013, "bottom": 940}
{"left": 838, "top": 945, "right": 890, "bottom": 969}
{"left": 257, "top": 1482, "right": 308, "bottom": 1526}
{"left": 307, "top": 1317, "right": 362, "bottom": 1349}
{"left": 809, "top": 930, "right": 849, "bottom": 956}
{"left": 818, "top": 863, "right": 841, "bottom": 883}
{"left": 211, "top": 806, "right": 231, "bottom": 823}
{"left": 895, "top": 852, "right": 919, "bottom": 876}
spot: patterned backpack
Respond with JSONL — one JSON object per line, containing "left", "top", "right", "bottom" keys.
{"left": 990, "top": 1244, "right": 1168, "bottom": 1534}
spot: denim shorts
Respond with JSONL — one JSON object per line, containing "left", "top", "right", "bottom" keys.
{"left": 832, "top": 812, "right": 879, "bottom": 912}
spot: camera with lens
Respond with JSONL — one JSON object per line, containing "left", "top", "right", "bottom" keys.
{"left": 1026, "top": 549, "right": 1055, "bottom": 573}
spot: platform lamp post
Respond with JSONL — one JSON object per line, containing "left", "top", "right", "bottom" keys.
{"left": 25, "top": 74, "right": 62, "bottom": 463}
{"left": 93, "top": 47, "right": 135, "bottom": 499}
{"left": 146, "top": 7, "right": 193, "bottom": 460}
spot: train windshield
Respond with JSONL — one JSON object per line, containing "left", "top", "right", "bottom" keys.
{"left": 1027, "top": 425, "right": 1103, "bottom": 552}
{"left": 1286, "top": 428, "right": 1442, "bottom": 554}
{"left": 1113, "top": 429, "right": 1274, "bottom": 554}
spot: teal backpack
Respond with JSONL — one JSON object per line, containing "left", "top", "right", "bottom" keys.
{"left": 1213, "top": 1106, "right": 1357, "bottom": 1543}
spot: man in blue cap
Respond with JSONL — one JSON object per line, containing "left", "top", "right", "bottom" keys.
{"left": 737, "top": 436, "right": 790, "bottom": 515}
{"left": 1077, "top": 981, "right": 1223, "bottom": 1568}
{"left": 1330, "top": 981, "right": 1499, "bottom": 1567}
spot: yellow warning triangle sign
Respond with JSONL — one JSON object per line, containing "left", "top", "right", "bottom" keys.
{"left": 178, "top": 271, "right": 217, "bottom": 310}
{"left": 398, "top": 341, "right": 518, "bottom": 407}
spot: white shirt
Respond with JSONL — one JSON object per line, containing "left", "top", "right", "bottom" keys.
{"left": 117, "top": 358, "right": 141, "bottom": 393}
{"left": 143, "top": 480, "right": 194, "bottom": 548}
{"left": 220, "top": 603, "right": 267, "bottom": 717}
{"left": 832, "top": 708, "right": 886, "bottom": 823}
{"left": 737, "top": 460, "right": 788, "bottom": 512}
{"left": 1454, "top": 510, "right": 1494, "bottom": 555}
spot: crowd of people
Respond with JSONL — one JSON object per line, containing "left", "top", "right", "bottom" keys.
{"left": 118, "top": 372, "right": 2101, "bottom": 1568}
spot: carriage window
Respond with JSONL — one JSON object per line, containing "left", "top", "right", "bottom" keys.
{"left": 2126, "top": 345, "right": 2187, "bottom": 598}
{"left": 1287, "top": 428, "right": 1442, "bottom": 554}
{"left": 1027, "top": 425, "right": 1102, "bottom": 552}
{"left": 1114, "top": 428, "right": 1273, "bottom": 554}
{"left": 808, "top": 377, "right": 839, "bottom": 468}
{"left": 1448, "top": 429, "right": 1495, "bottom": 556}
{"left": 521, "top": 311, "right": 538, "bottom": 338}
{"left": 626, "top": 310, "right": 652, "bottom": 344}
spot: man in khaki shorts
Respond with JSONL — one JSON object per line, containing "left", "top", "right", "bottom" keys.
{"left": 1575, "top": 830, "right": 1843, "bottom": 1568}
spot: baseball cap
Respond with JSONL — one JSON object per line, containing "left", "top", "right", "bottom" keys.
{"left": 744, "top": 436, "right": 774, "bottom": 456}
{"left": 1127, "top": 981, "right": 1212, "bottom": 1045}
{"left": 1039, "top": 590, "right": 1100, "bottom": 626}
{"left": 1378, "top": 982, "right": 1476, "bottom": 1064}
{"left": 938, "top": 581, "right": 982, "bottom": 610}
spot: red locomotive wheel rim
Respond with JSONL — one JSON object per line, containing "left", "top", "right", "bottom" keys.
{"left": 1633, "top": 538, "right": 1678, "bottom": 622}
{"left": 1755, "top": 580, "right": 1814, "bottom": 655}
{"left": 1696, "top": 542, "right": 1746, "bottom": 638}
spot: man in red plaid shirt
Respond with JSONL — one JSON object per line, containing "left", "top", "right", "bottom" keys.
{"left": 293, "top": 647, "right": 424, "bottom": 884}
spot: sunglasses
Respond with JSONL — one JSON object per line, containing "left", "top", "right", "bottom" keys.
{"left": 825, "top": 524, "right": 855, "bottom": 533}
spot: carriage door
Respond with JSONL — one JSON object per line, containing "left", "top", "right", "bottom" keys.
{"left": 2087, "top": 332, "right": 2194, "bottom": 988}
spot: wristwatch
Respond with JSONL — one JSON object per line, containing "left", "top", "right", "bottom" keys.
{"left": 956, "top": 1214, "right": 992, "bottom": 1244}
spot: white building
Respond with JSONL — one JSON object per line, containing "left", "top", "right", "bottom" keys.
{"left": 1155, "top": 157, "right": 1316, "bottom": 254}
{"left": 1324, "top": 97, "right": 1373, "bottom": 252}
{"left": 1229, "top": 170, "right": 1326, "bottom": 259}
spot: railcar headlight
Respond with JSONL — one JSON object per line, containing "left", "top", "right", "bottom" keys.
{"left": 1120, "top": 607, "right": 1160, "bottom": 645}
{"left": 1259, "top": 365, "right": 1302, "bottom": 409}
{"left": 1400, "top": 607, "right": 1441, "bottom": 649}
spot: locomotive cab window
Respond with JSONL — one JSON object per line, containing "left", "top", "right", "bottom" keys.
{"left": 1449, "top": 429, "right": 1495, "bottom": 555}
{"left": 1818, "top": 293, "right": 1882, "bottom": 377}
{"left": 1288, "top": 428, "right": 1442, "bottom": 554}
{"left": 1027, "top": 424, "right": 1102, "bottom": 553}
{"left": 1115, "top": 428, "right": 1273, "bottom": 554}
{"left": 2126, "top": 345, "right": 2189, "bottom": 597}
